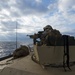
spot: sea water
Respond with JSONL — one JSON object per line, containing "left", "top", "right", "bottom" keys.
{"left": 0, "top": 42, "right": 27, "bottom": 58}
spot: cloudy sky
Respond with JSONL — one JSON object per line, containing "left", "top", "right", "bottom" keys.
{"left": 0, "top": 0, "right": 75, "bottom": 42}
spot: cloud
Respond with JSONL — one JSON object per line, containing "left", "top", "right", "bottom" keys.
{"left": 62, "top": 28, "right": 75, "bottom": 36}
{"left": 0, "top": 0, "right": 10, "bottom": 9}
{"left": 58, "top": 0, "right": 75, "bottom": 22}
{"left": 35, "top": 0, "right": 42, "bottom": 3}
{"left": 14, "top": 0, "right": 49, "bottom": 16}
{"left": 0, "top": 0, "right": 75, "bottom": 42}
{"left": 2, "top": 21, "right": 16, "bottom": 29}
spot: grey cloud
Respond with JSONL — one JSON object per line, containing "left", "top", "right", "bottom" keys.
{"left": 0, "top": 0, "right": 20, "bottom": 18}
{"left": 0, "top": 0, "right": 57, "bottom": 18}
{"left": 13, "top": 0, "right": 49, "bottom": 15}
{"left": 62, "top": 29, "right": 75, "bottom": 36}
{"left": 0, "top": 35, "right": 9, "bottom": 41}
{"left": 0, "top": 0, "right": 75, "bottom": 42}
{"left": 17, "top": 33, "right": 32, "bottom": 42}
{"left": 1, "top": 21, "right": 20, "bottom": 31}
{"left": 0, "top": 32, "right": 32, "bottom": 44}
{"left": 0, "top": 0, "right": 10, "bottom": 10}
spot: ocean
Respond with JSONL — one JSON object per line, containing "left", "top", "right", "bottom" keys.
{"left": 0, "top": 42, "right": 28, "bottom": 58}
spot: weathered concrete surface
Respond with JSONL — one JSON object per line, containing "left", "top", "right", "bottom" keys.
{"left": 0, "top": 67, "right": 40, "bottom": 75}
{"left": 0, "top": 55, "right": 75, "bottom": 75}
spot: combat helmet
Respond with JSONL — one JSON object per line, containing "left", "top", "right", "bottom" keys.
{"left": 43, "top": 25, "right": 53, "bottom": 31}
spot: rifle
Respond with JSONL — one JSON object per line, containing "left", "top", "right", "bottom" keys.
{"left": 27, "top": 35, "right": 34, "bottom": 39}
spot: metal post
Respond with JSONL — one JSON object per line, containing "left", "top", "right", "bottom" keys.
{"left": 16, "top": 21, "right": 17, "bottom": 49}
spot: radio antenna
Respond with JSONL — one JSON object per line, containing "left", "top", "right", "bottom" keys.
{"left": 16, "top": 21, "right": 17, "bottom": 49}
